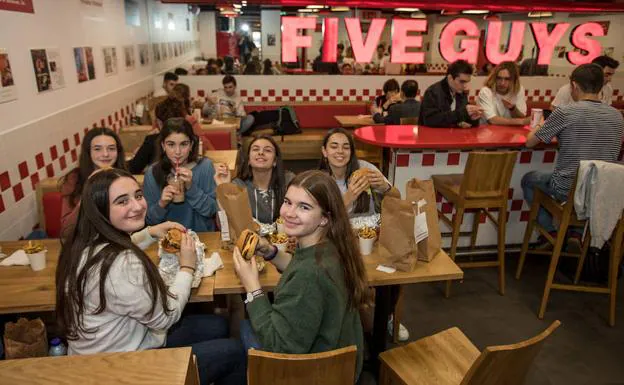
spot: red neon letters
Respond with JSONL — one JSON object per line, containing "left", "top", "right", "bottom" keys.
{"left": 280, "top": 17, "right": 605, "bottom": 65}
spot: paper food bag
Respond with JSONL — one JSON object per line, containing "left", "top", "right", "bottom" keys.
{"left": 3, "top": 318, "right": 48, "bottom": 359}
{"left": 216, "top": 183, "right": 259, "bottom": 241}
{"left": 378, "top": 196, "right": 418, "bottom": 272}
{"left": 406, "top": 179, "right": 442, "bottom": 262}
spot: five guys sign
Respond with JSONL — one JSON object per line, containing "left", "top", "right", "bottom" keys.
{"left": 281, "top": 17, "right": 606, "bottom": 65}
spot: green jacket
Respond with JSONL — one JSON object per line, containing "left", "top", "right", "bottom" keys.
{"left": 247, "top": 241, "right": 364, "bottom": 379}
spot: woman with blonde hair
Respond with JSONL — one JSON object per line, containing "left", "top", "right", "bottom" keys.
{"left": 477, "top": 61, "right": 530, "bottom": 126}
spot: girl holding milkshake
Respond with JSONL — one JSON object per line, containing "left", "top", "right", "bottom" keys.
{"left": 144, "top": 117, "right": 228, "bottom": 231}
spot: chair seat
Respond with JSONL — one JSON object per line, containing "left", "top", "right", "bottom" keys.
{"left": 432, "top": 174, "right": 463, "bottom": 201}
{"left": 380, "top": 327, "right": 480, "bottom": 385}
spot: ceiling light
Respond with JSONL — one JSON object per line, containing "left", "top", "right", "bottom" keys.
{"left": 331, "top": 6, "right": 350, "bottom": 12}
{"left": 233, "top": 4, "right": 241, "bottom": 8}
{"left": 462, "top": 10, "right": 489, "bottom": 14}
{"left": 410, "top": 12, "right": 427, "bottom": 19}
{"left": 528, "top": 11, "right": 553, "bottom": 18}
{"left": 241, "top": 23, "right": 249, "bottom": 32}
{"left": 307, "top": 5, "right": 324, "bottom": 9}
{"left": 395, "top": 8, "right": 420, "bottom": 12}
{"left": 297, "top": 9, "right": 317, "bottom": 13}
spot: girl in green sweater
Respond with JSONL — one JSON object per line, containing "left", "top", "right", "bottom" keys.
{"left": 233, "top": 170, "right": 369, "bottom": 381}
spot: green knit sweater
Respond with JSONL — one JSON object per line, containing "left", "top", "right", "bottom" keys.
{"left": 247, "top": 241, "right": 364, "bottom": 379}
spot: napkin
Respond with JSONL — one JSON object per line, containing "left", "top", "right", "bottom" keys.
{"left": 203, "top": 252, "right": 224, "bottom": 277}
{"left": 210, "top": 119, "right": 225, "bottom": 125}
{"left": 0, "top": 250, "right": 30, "bottom": 266}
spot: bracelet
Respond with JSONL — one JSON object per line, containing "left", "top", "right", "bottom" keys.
{"left": 180, "top": 265, "right": 196, "bottom": 273}
{"left": 264, "top": 245, "right": 279, "bottom": 262}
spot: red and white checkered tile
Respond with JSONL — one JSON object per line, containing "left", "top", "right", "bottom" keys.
{"left": 391, "top": 148, "right": 557, "bottom": 248}
{"left": 0, "top": 97, "right": 147, "bottom": 240}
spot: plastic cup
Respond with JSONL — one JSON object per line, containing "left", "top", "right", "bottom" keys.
{"left": 167, "top": 174, "right": 185, "bottom": 203}
{"left": 359, "top": 236, "right": 375, "bottom": 256}
{"left": 28, "top": 250, "right": 47, "bottom": 271}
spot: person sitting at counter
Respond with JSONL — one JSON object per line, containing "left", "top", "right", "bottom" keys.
{"left": 372, "top": 80, "right": 420, "bottom": 125}
{"left": 477, "top": 61, "right": 530, "bottom": 126}
{"left": 371, "top": 78, "right": 401, "bottom": 115}
{"left": 419, "top": 60, "right": 483, "bottom": 128}
{"left": 203, "top": 75, "right": 255, "bottom": 136}
{"left": 523, "top": 63, "right": 624, "bottom": 252}
{"left": 551, "top": 56, "right": 619, "bottom": 109}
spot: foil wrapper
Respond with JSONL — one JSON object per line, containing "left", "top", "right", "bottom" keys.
{"left": 350, "top": 214, "right": 381, "bottom": 230}
{"left": 158, "top": 230, "right": 205, "bottom": 288}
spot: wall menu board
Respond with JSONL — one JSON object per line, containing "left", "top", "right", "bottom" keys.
{"left": 0, "top": 0, "right": 34, "bottom": 14}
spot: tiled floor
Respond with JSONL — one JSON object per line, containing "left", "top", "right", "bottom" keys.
{"left": 360, "top": 253, "right": 624, "bottom": 385}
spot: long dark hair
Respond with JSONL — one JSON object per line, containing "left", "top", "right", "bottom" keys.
{"left": 289, "top": 170, "right": 370, "bottom": 309}
{"left": 172, "top": 83, "right": 192, "bottom": 113}
{"left": 152, "top": 117, "right": 201, "bottom": 189}
{"left": 56, "top": 168, "right": 172, "bottom": 340}
{"left": 319, "top": 128, "right": 369, "bottom": 213}
{"left": 235, "top": 135, "right": 286, "bottom": 221}
{"left": 60, "top": 127, "right": 126, "bottom": 209}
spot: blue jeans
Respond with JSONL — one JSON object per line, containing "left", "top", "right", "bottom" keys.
{"left": 166, "top": 314, "right": 246, "bottom": 385}
{"left": 239, "top": 320, "right": 262, "bottom": 352}
{"left": 521, "top": 171, "right": 567, "bottom": 233}
{"left": 239, "top": 115, "right": 255, "bottom": 135}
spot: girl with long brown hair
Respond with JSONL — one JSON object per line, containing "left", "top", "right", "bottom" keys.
{"left": 233, "top": 170, "right": 369, "bottom": 380}
{"left": 60, "top": 127, "right": 126, "bottom": 237}
{"left": 56, "top": 168, "right": 245, "bottom": 385}
{"left": 478, "top": 61, "right": 529, "bottom": 126}
{"left": 230, "top": 135, "right": 294, "bottom": 224}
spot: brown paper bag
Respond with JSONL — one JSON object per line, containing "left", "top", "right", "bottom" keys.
{"left": 216, "top": 183, "right": 258, "bottom": 241}
{"left": 378, "top": 196, "right": 418, "bottom": 272}
{"left": 406, "top": 179, "right": 442, "bottom": 262}
{"left": 3, "top": 318, "right": 48, "bottom": 359}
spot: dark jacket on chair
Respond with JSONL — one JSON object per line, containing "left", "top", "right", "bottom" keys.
{"left": 419, "top": 77, "right": 479, "bottom": 127}
{"left": 373, "top": 99, "right": 421, "bottom": 125}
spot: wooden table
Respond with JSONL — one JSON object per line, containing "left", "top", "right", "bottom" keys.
{"left": 0, "top": 347, "right": 199, "bottom": 385}
{"left": 203, "top": 149, "right": 238, "bottom": 173}
{"left": 213, "top": 244, "right": 462, "bottom": 293}
{"left": 0, "top": 235, "right": 215, "bottom": 314}
{"left": 201, "top": 118, "right": 239, "bottom": 149}
{"left": 334, "top": 115, "right": 380, "bottom": 128}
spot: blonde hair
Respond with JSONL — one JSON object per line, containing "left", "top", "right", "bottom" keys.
{"left": 485, "top": 61, "right": 521, "bottom": 96}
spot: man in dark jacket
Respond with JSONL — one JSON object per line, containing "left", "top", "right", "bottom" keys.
{"left": 373, "top": 80, "right": 421, "bottom": 125}
{"left": 419, "top": 60, "right": 483, "bottom": 127}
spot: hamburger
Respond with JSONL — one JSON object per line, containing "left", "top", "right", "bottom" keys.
{"left": 161, "top": 228, "right": 183, "bottom": 253}
{"left": 350, "top": 168, "right": 371, "bottom": 194}
{"left": 236, "top": 229, "right": 260, "bottom": 261}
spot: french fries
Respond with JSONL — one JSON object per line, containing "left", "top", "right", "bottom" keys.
{"left": 358, "top": 226, "right": 377, "bottom": 240}
{"left": 23, "top": 241, "right": 44, "bottom": 254}
{"left": 269, "top": 233, "right": 289, "bottom": 244}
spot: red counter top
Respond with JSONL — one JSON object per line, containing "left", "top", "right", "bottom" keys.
{"left": 353, "top": 125, "right": 532, "bottom": 149}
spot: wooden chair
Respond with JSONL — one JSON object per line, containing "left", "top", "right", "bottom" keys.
{"left": 379, "top": 321, "right": 561, "bottom": 385}
{"left": 432, "top": 151, "right": 518, "bottom": 297}
{"left": 400, "top": 117, "right": 418, "bottom": 125}
{"left": 517, "top": 171, "right": 623, "bottom": 325}
{"left": 247, "top": 345, "right": 357, "bottom": 385}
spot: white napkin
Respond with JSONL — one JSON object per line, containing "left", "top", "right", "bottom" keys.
{"left": 0, "top": 250, "right": 30, "bottom": 266}
{"left": 203, "top": 252, "right": 224, "bottom": 277}
{"left": 376, "top": 264, "right": 396, "bottom": 274}
{"left": 210, "top": 119, "right": 225, "bottom": 125}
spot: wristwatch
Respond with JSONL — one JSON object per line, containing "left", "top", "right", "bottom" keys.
{"left": 244, "top": 289, "right": 264, "bottom": 304}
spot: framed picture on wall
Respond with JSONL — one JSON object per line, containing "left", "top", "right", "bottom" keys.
{"left": 152, "top": 43, "right": 161, "bottom": 62}
{"left": 138, "top": 44, "right": 149, "bottom": 66}
{"left": 73, "top": 47, "right": 95, "bottom": 83}
{"left": 161, "top": 42, "right": 168, "bottom": 60}
{"left": 267, "top": 34, "right": 276, "bottom": 46}
{"left": 102, "top": 46, "right": 118, "bottom": 76}
{"left": 124, "top": 45, "right": 135, "bottom": 70}
{"left": 0, "top": 48, "right": 17, "bottom": 104}
{"left": 31, "top": 48, "right": 65, "bottom": 93}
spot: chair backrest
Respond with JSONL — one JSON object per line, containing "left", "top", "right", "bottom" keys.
{"left": 461, "top": 151, "right": 518, "bottom": 200}
{"left": 400, "top": 117, "right": 419, "bottom": 125}
{"left": 460, "top": 321, "right": 561, "bottom": 385}
{"left": 247, "top": 346, "right": 357, "bottom": 385}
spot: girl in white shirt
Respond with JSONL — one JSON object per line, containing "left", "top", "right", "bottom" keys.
{"left": 56, "top": 168, "right": 245, "bottom": 385}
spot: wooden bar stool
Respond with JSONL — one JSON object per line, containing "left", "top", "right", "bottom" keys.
{"left": 432, "top": 151, "right": 518, "bottom": 297}
{"left": 517, "top": 172, "right": 622, "bottom": 325}
{"left": 379, "top": 321, "right": 560, "bottom": 385}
